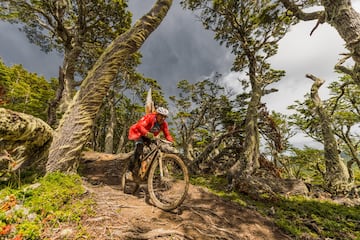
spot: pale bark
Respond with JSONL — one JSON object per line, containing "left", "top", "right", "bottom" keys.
{"left": 192, "top": 130, "right": 241, "bottom": 167}
{"left": 80, "top": 150, "right": 132, "bottom": 162}
{"left": 46, "top": 0, "right": 173, "bottom": 173}
{"left": 0, "top": 108, "right": 53, "bottom": 177}
{"left": 59, "top": 45, "right": 82, "bottom": 113}
{"left": 230, "top": 57, "right": 261, "bottom": 179}
{"left": 105, "top": 93, "right": 115, "bottom": 154}
{"left": 180, "top": 104, "right": 209, "bottom": 162}
{"left": 183, "top": 142, "right": 195, "bottom": 162}
{"left": 242, "top": 85, "right": 261, "bottom": 176}
{"left": 306, "top": 74, "right": 352, "bottom": 194}
{"left": 280, "top": 0, "right": 360, "bottom": 86}
{"left": 336, "top": 128, "right": 360, "bottom": 182}
{"left": 229, "top": 103, "right": 260, "bottom": 179}
{"left": 115, "top": 127, "right": 127, "bottom": 154}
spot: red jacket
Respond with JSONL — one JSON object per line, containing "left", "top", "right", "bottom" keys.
{"left": 128, "top": 113, "right": 174, "bottom": 142}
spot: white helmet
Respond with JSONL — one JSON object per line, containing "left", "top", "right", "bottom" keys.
{"left": 156, "top": 107, "right": 169, "bottom": 116}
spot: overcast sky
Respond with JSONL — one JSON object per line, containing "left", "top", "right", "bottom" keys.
{"left": 1, "top": 1, "right": 359, "bottom": 147}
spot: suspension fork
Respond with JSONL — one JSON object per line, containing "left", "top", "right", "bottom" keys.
{"left": 158, "top": 151, "right": 164, "bottom": 178}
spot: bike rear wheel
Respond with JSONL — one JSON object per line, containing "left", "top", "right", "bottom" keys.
{"left": 147, "top": 153, "right": 189, "bottom": 211}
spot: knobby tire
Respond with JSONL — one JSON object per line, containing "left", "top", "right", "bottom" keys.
{"left": 147, "top": 153, "right": 189, "bottom": 211}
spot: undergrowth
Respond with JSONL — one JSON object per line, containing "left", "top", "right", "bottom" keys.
{"left": 2, "top": 171, "right": 359, "bottom": 239}
{"left": 0, "top": 172, "right": 95, "bottom": 239}
{"left": 191, "top": 175, "right": 360, "bottom": 240}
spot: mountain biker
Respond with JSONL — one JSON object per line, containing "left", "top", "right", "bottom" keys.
{"left": 127, "top": 106, "right": 174, "bottom": 179}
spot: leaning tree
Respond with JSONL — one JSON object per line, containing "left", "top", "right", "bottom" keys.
{"left": 0, "top": 0, "right": 133, "bottom": 122}
{"left": 0, "top": 0, "right": 173, "bottom": 175}
{"left": 306, "top": 74, "right": 351, "bottom": 194}
{"left": 46, "top": 0, "right": 173, "bottom": 172}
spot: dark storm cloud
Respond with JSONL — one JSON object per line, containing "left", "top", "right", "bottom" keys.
{"left": 0, "top": 22, "right": 62, "bottom": 79}
{"left": 128, "top": 1, "right": 233, "bottom": 97}
{"left": 0, "top": 1, "right": 233, "bottom": 98}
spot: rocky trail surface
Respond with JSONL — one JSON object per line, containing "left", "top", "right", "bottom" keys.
{"left": 65, "top": 179, "right": 292, "bottom": 240}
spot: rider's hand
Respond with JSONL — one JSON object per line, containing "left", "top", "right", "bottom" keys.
{"left": 146, "top": 132, "right": 154, "bottom": 140}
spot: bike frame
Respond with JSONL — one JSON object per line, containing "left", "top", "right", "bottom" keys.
{"left": 139, "top": 141, "right": 164, "bottom": 180}
{"left": 123, "top": 139, "right": 189, "bottom": 211}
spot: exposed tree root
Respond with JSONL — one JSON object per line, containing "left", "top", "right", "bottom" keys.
{"left": 120, "top": 228, "right": 191, "bottom": 239}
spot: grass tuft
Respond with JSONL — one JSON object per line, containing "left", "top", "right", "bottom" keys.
{"left": 0, "top": 172, "right": 95, "bottom": 239}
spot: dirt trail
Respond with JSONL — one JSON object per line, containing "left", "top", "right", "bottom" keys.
{"left": 73, "top": 180, "right": 292, "bottom": 240}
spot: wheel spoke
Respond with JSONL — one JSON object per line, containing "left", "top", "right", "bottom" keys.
{"left": 148, "top": 154, "right": 189, "bottom": 211}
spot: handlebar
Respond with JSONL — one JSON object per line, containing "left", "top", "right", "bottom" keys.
{"left": 150, "top": 138, "right": 173, "bottom": 145}
{"left": 148, "top": 138, "right": 178, "bottom": 154}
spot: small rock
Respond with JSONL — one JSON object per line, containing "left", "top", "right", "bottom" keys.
{"left": 59, "top": 228, "right": 73, "bottom": 237}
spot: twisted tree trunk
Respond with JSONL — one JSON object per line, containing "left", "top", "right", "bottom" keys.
{"left": 46, "top": 0, "right": 173, "bottom": 172}
{"left": 307, "top": 74, "right": 352, "bottom": 194}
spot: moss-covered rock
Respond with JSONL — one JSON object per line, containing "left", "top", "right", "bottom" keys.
{"left": 0, "top": 108, "right": 53, "bottom": 181}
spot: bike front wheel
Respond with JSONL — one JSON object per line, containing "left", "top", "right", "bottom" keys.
{"left": 147, "top": 153, "right": 189, "bottom": 211}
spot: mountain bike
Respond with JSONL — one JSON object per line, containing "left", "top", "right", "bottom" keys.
{"left": 121, "top": 139, "right": 189, "bottom": 211}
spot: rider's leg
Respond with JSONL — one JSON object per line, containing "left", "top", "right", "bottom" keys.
{"left": 131, "top": 141, "right": 144, "bottom": 174}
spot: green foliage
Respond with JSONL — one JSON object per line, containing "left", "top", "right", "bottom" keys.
{"left": 193, "top": 175, "right": 360, "bottom": 239}
{"left": 288, "top": 73, "right": 360, "bottom": 183}
{"left": 283, "top": 146, "right": 325, "bottom": 183}
{"left": 288, "top": 96, "right": 323, "bottom": 142}
{"left": 181, "top": 0, "right": 295, "bottom": 75}
{"left": 289, "top": 74, "right": 360, "bottom": 148}
{"left": 22, "top": 173, "right": 84, "bottom": 213}
{"left": 91, "top": 71, "right": 166, "bottom": 153}
{"left": 179, "top": 0, "right": 298, "bottom": 175}
{"left": 0, "top": 59, "right": 55, "bottom": 121}
{"left": 17, "top": 221, "right": 41, "bottom": 240}
{"left": 190, "top": 175, "right": 247, "bottom": 206}
{"left": 354, "top": 167, "right": 360, "bottom": 185}
{"left": 0, "top": 0, "right": 132, "bottom": 54}
{"left": 170, "top": 75, "right": 238, "bottom": 144}
{"left": 0, "top": 0, "right": 135, "bottom": 102}
{"left": 0, "top": 172, "right": 95, "bottom": 239}
{"left": 269, "top": 196, "right": 360, "bottom": 239}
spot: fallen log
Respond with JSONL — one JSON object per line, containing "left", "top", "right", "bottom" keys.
{"left": 79, "top": 150, "right": 133, "bottom": 185}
